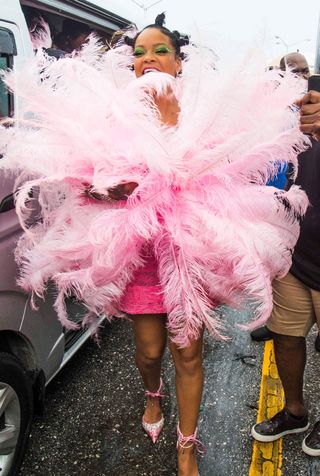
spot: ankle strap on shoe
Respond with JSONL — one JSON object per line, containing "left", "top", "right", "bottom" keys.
{"left": 145, "top": 378, "right": 164, "bottom": 399}
{"left": 177, "top": 424, "right": 206, "bottom": 454}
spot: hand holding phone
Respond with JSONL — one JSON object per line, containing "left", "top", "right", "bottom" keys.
{"left": 298, "top": 75, "right": 320, "bottom": 139}
{"left": 308, "top": 75, "right": 320, "bottom": 93}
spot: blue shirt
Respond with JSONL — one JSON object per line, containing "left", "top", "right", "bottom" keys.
{"left": 267, "top": 163, "right": 288, "bottom": 189}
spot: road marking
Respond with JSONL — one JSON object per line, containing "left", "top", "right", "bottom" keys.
{"left": 249, "top": 340, "right": 284, "bottom": 476}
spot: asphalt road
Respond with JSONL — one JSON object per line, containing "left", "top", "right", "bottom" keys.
{"left": 19, "top": 308, "right": 320, "bottom": 476}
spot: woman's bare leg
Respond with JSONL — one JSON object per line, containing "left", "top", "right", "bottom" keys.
{"left": 169, "top": 330, "right": 204, "bottom": 476}
{"left": 132, "top": 313, "right": 167, "bottom": 423}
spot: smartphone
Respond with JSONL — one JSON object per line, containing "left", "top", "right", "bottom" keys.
{"left": 308, "top": 75, "right": 320, "bottom": 92}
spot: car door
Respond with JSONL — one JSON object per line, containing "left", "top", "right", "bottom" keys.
{"left": 0, "top": 20, "right": 67, "bottom": 380}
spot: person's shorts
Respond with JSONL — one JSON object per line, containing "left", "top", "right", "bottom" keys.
{"left": 267, "top": 272, "right": 320, "bottom": 337}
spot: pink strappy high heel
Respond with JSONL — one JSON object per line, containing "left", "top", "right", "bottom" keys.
{"left": 176, "top": 423, "right": 205, "bottom": 454}
{"left": 177, "top": 424, "right": 205, "bottom": 476}
{"left": 142, "top": 378, "right": 164, "bottom": 444}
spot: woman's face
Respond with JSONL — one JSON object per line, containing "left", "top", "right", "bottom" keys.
{"left": 133, "top": 28, "right": 182, "bottom": 78}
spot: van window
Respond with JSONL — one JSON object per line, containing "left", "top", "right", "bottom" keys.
{"left": 22, "top": 6, "right": 113, "bottom": 55}
{"left": 0, "top": 28, "right": 16, "bottom": 118}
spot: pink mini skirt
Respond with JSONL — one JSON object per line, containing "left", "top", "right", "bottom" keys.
{"left": 119, "top": 245, "right": 166, "bottom": 315}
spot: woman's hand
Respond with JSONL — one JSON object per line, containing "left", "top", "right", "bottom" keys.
{"left": 84, "top": 182, "right": 138, "bottom": 202}
{"left": 154, "top": 87, "right": 180, "bottom": 126}
{"left": 107, "top": 182, "right": 139, "bottom": 201}
{"left": 297, "top": 90, "right": 320, "bottom": 140}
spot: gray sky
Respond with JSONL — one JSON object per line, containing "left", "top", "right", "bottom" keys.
{"left": 96, "top": 0, "right": 319, "bottom": 66}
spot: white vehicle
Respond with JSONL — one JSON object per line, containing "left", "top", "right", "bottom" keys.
{"left": 0, "top": 1, "right": 136, "bottom": 474}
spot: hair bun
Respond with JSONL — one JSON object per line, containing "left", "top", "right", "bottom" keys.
{"left": 123, "top": 35, "right": 134, "bottom": 47}
{"left": 154, "top": 12, "right": 166, "bottom": 27}
{"left": 172, "top": 30, "right": 190, "bottom": 47}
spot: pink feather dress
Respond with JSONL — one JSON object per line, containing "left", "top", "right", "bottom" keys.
{"left": 0, "top": 38, "right": 309, "bottom": 346}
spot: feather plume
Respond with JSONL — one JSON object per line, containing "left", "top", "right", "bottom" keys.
{"left": 0, "top": 36, "right": 309, "bottom": 344}
{"left": 29, "top": 16, "right": 52, "bottom": 50}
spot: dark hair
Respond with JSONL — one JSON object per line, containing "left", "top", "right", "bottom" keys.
{"left": 279, "top": 56, "right": 286, "bottom": 71}
{"left": 124, "top": 13, "right": 189, "bottom": 59}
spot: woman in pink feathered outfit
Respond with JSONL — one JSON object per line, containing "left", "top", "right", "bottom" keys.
{"left": 0, "top": 12, "right": 311, "bottom": 475}
{"left": 88, "top": 17, "right": 208, "bottom": 474}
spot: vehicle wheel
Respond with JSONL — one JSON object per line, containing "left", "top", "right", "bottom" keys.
{"left": 0, "top": 352, "right": 34, "bottom": 476}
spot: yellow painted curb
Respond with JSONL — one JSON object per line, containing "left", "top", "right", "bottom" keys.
{"left": 249, "top": 340, "right": 284, "bottom": 476}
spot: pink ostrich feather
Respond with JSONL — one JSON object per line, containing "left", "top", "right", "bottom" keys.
{"left": 29, "top": 16, "right": 52, "bottom": 50}
{"left": 0, "top": 37, "right": 309, "bottom": 344}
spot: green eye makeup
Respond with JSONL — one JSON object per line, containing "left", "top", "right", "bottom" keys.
{"left": 133, "top": 47, "right": 145, "bottom": 57}
{"left": 133, "top": 45, "right": 174, "bottom": 57}
{"left": 154, "top": 45, "right": 173, "bottom": 54}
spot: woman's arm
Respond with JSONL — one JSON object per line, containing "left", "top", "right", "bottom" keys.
{"left": 85, "top": 182, "right": 138, "bottom": 202}
{"left": 85, "top": 89, "right": 179, "bottom": 202}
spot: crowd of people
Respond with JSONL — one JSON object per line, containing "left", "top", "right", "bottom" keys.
{"left": 3, "top": 11, "right": 320, "bottom": 475}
